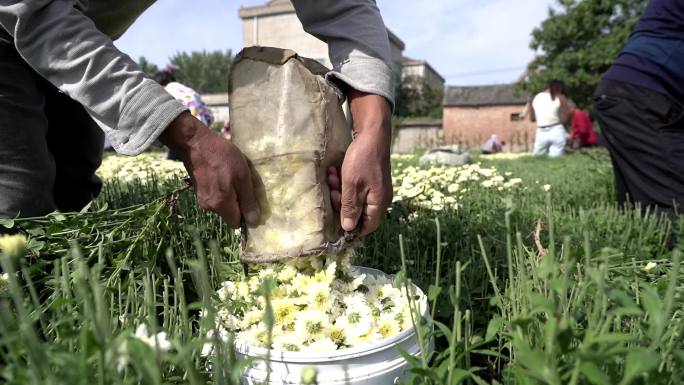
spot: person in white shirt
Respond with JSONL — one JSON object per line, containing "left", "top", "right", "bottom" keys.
{"left": 530, "top": 80, "right": 572, "bottom": 157}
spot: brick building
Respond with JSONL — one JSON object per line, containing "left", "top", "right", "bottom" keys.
{"left": 442, "top": 84, "right": 535, "bottom": 151}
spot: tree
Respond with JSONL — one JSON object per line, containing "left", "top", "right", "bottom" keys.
{"left": 137, "top": 56, "right": 159, "bottom": 76}
{"left": 395, "top": 76, "right": 444, "bottom": 118}
{"left": 169, "top": 50, "right": 233, "bottom": 94}
{"left": 518, "top": 0, "right": 648, "bottom": 108}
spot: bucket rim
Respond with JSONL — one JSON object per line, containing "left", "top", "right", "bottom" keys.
{"left": 234, "top": 266, "right": 429, "bottom": 362}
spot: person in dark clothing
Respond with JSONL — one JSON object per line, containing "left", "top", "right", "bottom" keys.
{"left": 593, "top": 0, "right": 684, "bottom": 219}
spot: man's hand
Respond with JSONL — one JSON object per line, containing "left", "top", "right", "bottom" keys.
{"left": 159, "top": 112, "right": 260, "bottom": 228}
{"left": 333, "top": 90, "right": 393, "bottom": 236}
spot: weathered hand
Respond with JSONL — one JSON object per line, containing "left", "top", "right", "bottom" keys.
{"left": 160, "top": 112, "right": 260, "bottom": 228}
{"left": 337, "top": 90, "right": 393, "bottom": 236}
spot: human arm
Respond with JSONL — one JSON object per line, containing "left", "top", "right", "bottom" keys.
{"left": 291, "top": 0, "right": 395, "bottom": 105}
{"left": 558, "top": 95, "right": 572, "bottom": 124}
{"left": 291, "top": 0, "right": 395, "bottom": 235}
{"left": 159, "top": 112, "right": 260, "bottom": 228}
{"left": 0, "top": 1, "right": 185, "bottom": 155}
{"left": 0, "top": 2, "right": 258, "bottom": 227}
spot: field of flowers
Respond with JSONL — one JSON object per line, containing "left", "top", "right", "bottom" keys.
{"left": 1, "top": 148, "right": 683, "bottom": 385}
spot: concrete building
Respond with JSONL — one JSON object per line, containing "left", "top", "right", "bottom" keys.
{"left": 442, "top": 84, "right": 535, "bottom": 152}
{"left": 401, "top": 57, "right": 445, "bottom": 90}
{"left": 238, "top": 0, "right": 407, "bottom": 78}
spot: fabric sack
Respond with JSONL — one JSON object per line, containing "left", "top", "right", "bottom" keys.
{"left": 229, "top": 46, "right": 352, "bottom": 263}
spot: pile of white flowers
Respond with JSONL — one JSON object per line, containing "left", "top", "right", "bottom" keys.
{"left": 480, "top": 152, "right": 532, "bottom": 160}
{"left": 214, "top": 253, "right": 415, "bottom": 352}
{"left": 392, "top": 163, "right": 523, "bottom": 211}
{"left": 97, "top": 152, "right": 185, "bottom": 183}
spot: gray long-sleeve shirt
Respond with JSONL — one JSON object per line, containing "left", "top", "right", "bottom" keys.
{"left": 0, "top": 0, "right": 394, "bottom": 155}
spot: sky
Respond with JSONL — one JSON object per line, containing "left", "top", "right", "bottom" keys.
{"left": 115, "top": 0, "right": 556, "bottom": 86}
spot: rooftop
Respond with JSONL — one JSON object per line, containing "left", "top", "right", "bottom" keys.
{"left": 443, "top": 84, "right": 528, "bottom": 107}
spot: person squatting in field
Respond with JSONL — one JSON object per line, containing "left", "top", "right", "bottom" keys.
{"left": 594, "top": 0, "right": 684, "bottom": 219}
{"left": 567, "top": 101, "right": 599, "bottom": 150}
{"left": 0, "top": 1, "right": 394, "bottom": 237}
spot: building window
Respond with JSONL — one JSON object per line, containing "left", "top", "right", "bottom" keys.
{"left": 510, "top": 113, "right": 522, "bottom": 121}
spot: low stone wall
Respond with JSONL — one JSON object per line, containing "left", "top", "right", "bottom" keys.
{"left": 392, "top": 119, "right": 443, "bottom": 153}
{"left": 203, "top": 93, "right": 230, "bottom": 125}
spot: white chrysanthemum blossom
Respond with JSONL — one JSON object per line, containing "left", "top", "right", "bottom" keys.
{"left": 240, "top": 308, "right": 265, "bottom": 330}
{"left": 391, "top": 161, "right": 523, "bottom": 211}
{"left": 304, "top": 337, "right": 338, "bottom": 352}
{"left": 216, "top": 309, "right": 241, "bottom": 331}
{"left": 332, "top": 273, "right": 366, "bottom": 294}
{"left": 98, "top": 153, "right": 185, "bottom": 182}
{"left": 0, "top": 234, "right": 27, "bottom": 258}
{"left": 271, "top": 298, "right": 298, "bottom": 325}
{"left": 294, "top": 309, "right": 330, "bottom": 342}
{"left": 376, "top": 313, "right": 402, "bottom": 339}
{"left": 0, "top": 273, "right": 9, "bottom": 294}
{"left": 345, "top": 331, "right": 382, "bottom": 347}
{"left": 236, "top": 323, "right": 270, "bottom": 348}
{"left": 217, "top": 281, "right": 250, "bottom": 302}
{"left": 273, "top": 333, "right": 303, "bottom": 352}
{"left": 277, "top": 265, "right": 298, "bottom": 283}
{"left": 335, "top": 309, "right": 373, "bottom": 341}
{"left": 306, "top": 282, "right": 334, "bottom": 311}
{"left": 133, "top": 324, "right": 172, "bottom": 352}
{"left": 217, "top": 251, "right": 418, "bottom": 351}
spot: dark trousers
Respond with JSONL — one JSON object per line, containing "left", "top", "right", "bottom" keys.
{"left": 593, "top": 79, "right": 684, "bottom": 219}
{"left": 0, "top": 28, "right": 104, "bottom": 218}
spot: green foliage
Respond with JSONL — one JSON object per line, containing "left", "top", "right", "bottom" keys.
{"left": 518, "top": 0, "right": 648, "bottom": 108}
{"left": 137, "top": 56, "right": 159, "bottom": 76}
{"left": 395, "top": 75, "right": 444, "bottom": 118}
{"left": 169, "top": 50, "right": 233, "bottom": 94}
{"left": 2, "top": 149, "right": 684, "bottom": 384}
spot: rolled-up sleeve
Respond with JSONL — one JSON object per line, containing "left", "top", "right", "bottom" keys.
{"left": 291, "top": 0, "right": 396, "bottom": 107}
{"left": 0, "top": 1, "right": 187, "bottom": 155}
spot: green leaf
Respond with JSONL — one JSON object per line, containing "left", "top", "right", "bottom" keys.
{"left": 589, "top": 333, "right": 636, "bottom": 345}
{"left": 639, "top": 284, "right": 665, "bottom": 340}
{"left": 580, "top": 362, "right": 611, "bottom": 385}
{"left": 398, "top": 348, "right": 422, "bottom": 367}
{"left": 433, "top": 320, "right": 453, "bottom": 341}
{"left": 621, "top": 349, "right": 660, "bottom": 385}
{"left": 448, "top": 368, "right": 473, "bottom": 385}
{"left": 0, "top": 218, "right": 14, "bottom": 229}
{"left": 471, "top": 374, "right": 490, "bottom": 385}
{"left": 394, "top": 270, "right": 406, "bottom": 287}
{"left": 485, "top": 315, "right": 504, "bottom": 341}
{"left": 427, "top": 284, "right": 442, "bottom": 302}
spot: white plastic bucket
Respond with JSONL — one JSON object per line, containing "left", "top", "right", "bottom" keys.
{"left": 236, "top": 267, "right": 434, "bottom": 385}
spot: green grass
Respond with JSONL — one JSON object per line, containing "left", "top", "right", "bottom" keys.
{"left": 1, "top": 148, "right": 683, "bottom": 385}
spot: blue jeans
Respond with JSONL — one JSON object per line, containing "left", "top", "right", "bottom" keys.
{"left": 532, "top": 125, "right": 567, "bottom": 157}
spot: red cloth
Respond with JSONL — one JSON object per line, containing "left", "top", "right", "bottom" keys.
{"left": 571, "top": 109, "right": 598, "bottom": 146}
